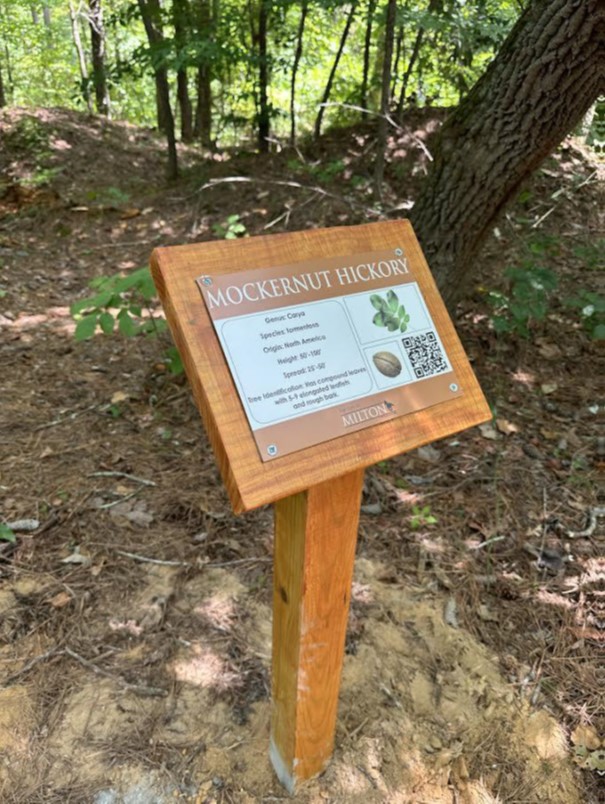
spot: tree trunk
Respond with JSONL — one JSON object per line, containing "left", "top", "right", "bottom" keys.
{"left": 138, "top": 0, "right": 178, "bottom": 179}
{"left": 0, "top": 61, "right": 6, "bottom": 108}
{"left": 68, "top": 1, "right": 93, "bottom": 113}
{"left": 289, "top": 0, "right": 308, "bottom": 145}
{"left": 177, "top": 71, "right": 193, "bottom": 141}
{"left": 390, "top": 22, "right": 404, "bottom": 102}
{"left": 410, "top": 0, "right": 605, "bottom": 307}
{"left": 396, "top": 24, "right": 422, "bottom": 115}
{"left": 374, "top": 0, "right": 397, "bottom": 198}
{"left": 360, "top": 0, "right": 377, "bottom": 114}
{"left": 193, "top": 0, "right": 212, "bottom": 147}
{"left": 88, "top": 0, "right": 110, "bottom": 116}
{"left": 314, "top": 1, "right": 357, "bottom": 139}
{"left": 173, "top": 0, "right": 193, "bottom": 142}
{"left": 257, "top": 0, "right": 271, "bottom": 153}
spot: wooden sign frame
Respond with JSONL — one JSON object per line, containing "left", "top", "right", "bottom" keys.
{"left": 151, "top": 220, "right": 490, "bottom": 514}
{"left": 151, "top": 220, "right": 491, "bottom": 792}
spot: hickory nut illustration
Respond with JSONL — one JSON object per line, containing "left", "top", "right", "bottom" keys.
{"left": 372, "top": 351, "right": 402, "bottom": 378}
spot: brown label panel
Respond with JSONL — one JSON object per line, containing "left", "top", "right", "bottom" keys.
{"left": 197, "top": 248, "right": 462, "bottom": 461}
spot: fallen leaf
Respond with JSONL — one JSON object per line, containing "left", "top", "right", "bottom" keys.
{"left": 479, "top": 423, "right": 499, "bottom": 440}
{"left": 477, "top": 604, "right": 498, "bottom": 622}
{"left": 496, "top": 418, "right": 519, "bottom": 436}
{"left": 444, "top": 597, "right": 459, "bottom": 628}
{"left": 61, "top": 547, "right": 91, "bottom": 566}
{"left": 120, "top": 208, "right": 141, "bottom": 220}
{"left": 49, "top": 591, "right": 72, "bottom": 608}
{"left": 417, "top": 445, "right": 441, "bottom": 463}
{"left": 111, "top": 390, "right": 129, "bottom": 404}
{"left": 361, "top": 502, "right": 382, "bottom": 515}
{"left": 571, "top": 724, "right": 600, "bottom": 750}
{"left": 395, "top": 489, "right": 421, "bottom": 505}
{"left": 540, "top": 383, "right": 558, "bottom": 395}
{"left": 536, "top": 340, "right": 562, "bottom": 360}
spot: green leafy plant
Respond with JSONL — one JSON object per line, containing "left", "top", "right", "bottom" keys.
{"left": 0, "top": 524, "right": 16, "bottom": 543}
{"left": 212, "top": 214, "right": 247, "bottom": 240}
{"left": 70, "top": 267, "right": 183, "bottom": 373}
{"left": 70, "top": 266, "right": 162, "bottom": 341}
{"left": 487, "top": 264, "right": 558, "bottom": 337}
{"left": 370, "top": 290, "right": 411, "bottom": 333}
{"left": 410, "top": 505, "right": 438, "bottom": 530}
{"left": 565, "top": 290, "right": 605, "bottom": 340}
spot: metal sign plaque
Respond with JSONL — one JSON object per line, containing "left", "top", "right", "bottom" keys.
{"left": 197, "top": 248, "right": 461, "bottom": 461}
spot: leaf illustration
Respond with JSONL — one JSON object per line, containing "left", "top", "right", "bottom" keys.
{"left": 387, "top": 290, "right": 399, "bottom": 312}
{"left": 387, "top": 320, "right": 398, "bottom": 332}
{"left": 370, "top": 294, "right": 387, "bottom": 312}
{"left": 400, "top": 321, "right": 408, "bottom": 333}
{"left": 373, "top": 311, "right": 386, "bottom": 327}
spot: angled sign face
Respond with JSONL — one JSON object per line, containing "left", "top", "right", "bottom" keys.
{"left": 151, "top": 220, "right": 490, "bottom": 511}
{"left": 197, "top": 248, "right": 462, "bottom": 461}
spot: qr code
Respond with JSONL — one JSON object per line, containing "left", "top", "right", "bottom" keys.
{"left": 402, "top": 331, "right": 449, "bottom": 378}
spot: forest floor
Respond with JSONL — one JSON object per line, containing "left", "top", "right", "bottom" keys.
{"left": 0, "top": 107, "right": 602, "bottom": 804}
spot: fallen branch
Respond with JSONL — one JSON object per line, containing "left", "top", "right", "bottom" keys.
{"left": 115, "top": 549, "right": 190, "bottom": 567}
{"left": 89, "top": 471, "right": 156, "bottom": 487}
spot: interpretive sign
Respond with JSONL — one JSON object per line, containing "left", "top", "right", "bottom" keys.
{"left": 196, "top": 249, "right": 462, "bottom": 460}
{"left": 150, "top": 220, "right": 491, "bottom": 794}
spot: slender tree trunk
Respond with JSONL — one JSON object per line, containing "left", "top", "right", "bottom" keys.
{"left": 410, "top": 0, "right": 605, "bottom": 307}
{"left": 257, "top": 0, "right": 271, "bottom": 152}
{"left": 360, "top": 0, "right": 377, "bottom": 113}
{"left": 396, "top": 25, "right": 422, "bottom": 115}
{"left": 137, "top": 0, "right": 178, "bottom": 179}
{"left": 42, "top": 4, "right": 51, "bottom": 26}
{"left": 88, "top": 0, "right": 110, "bottom": 116}
{"left": 177, "top": 71, "right": 193, "bottom": 141}
{"left": 193, "top": 0, "right": 212, "bottom": 146}
{"left": 173, "top": 0, "right": 193, "bottom": 141}
{"left": 4, "top": 45, "right": 12, "bottom": 91}
{"left": 68, "top": 1, "right": 93, "bottom": 113}
{"left": 0, "top": 61, "right": 6, "bottom": 108}
{"left": 391, "top": 22, "right": 404, "bottom": 101}
{"left": 314, "top": 1, "right": 357, "bottom": 139}
{"left": 374, "top": 0, "right": 397, "bottom": 198}
{"left": 290, "top": 0, "right": 308, "bottom": 145}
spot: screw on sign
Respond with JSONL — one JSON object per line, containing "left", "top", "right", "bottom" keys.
{"left": 150, "top": 220, "right": 490, "bottom": 792}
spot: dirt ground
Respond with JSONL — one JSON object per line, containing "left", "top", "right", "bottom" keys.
{"left": 0, "top": 107, "right": 603, "bottom": 803}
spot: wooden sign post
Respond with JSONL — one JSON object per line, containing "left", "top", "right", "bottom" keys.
{"left": 150, "top": 221, "right": 491, "bottom": 792}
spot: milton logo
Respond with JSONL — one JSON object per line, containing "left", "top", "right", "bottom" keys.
{"left": 342, "top": 400, "right": 396, "bottom": 428}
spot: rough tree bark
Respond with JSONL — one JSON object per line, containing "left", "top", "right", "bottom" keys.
{"left": 374, "top": 0, "right": 397, "bottom": 198}
{"left": 88, "top": 0, "right": 110, "bottom": 116}
{"left": 410, "top": 0, "right": 605, "bottom": 307}
{"left": 193, "top": 0, "right": 213, "bottom": 147}
{"left": 138, "top": 0, "right": 179, "bottom": 179}
{"left": 173, "top": 0, "right": 193, "bottom": 142}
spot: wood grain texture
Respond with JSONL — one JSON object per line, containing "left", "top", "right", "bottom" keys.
{"left": 150, "top": 220, "right": 491, "bottom": 512}
{"left": 270, "top": 469, "right": 364, "bottom": 791}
